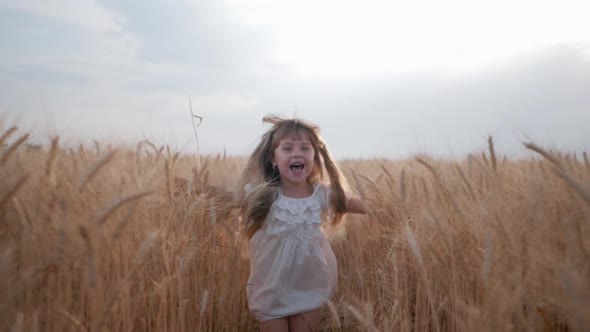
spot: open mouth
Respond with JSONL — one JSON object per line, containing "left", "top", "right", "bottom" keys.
{"left": 289, "top": 162, "right": 304, "bottom": 170}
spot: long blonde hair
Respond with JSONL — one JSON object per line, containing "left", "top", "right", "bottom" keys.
{"left": 240, "top": 115, "right": 349, "bottom": 238}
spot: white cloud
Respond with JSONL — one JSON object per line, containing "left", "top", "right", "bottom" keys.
{"left": 1, "top": 0, "right": 589, "bottom": 159}
{"left": 189, "top": 93, "right": 260, "bottom": 115}
{"left": 0, "top": 0, "right": 142, "bottom": 84}
{"left": 0, "top": 0, "right": 126, "bottom": 32}
{"left": 235, "top": 0, "right": 590, "bottom": 76}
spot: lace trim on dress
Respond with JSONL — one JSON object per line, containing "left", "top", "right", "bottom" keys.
{"left": 274, "top": 200, "right": 321, "bottom": 222}
{"left": 264, "top": 186, "right": 325, "bottom": 239}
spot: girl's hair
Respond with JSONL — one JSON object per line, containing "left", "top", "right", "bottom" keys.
{"left": 240, "top": 114, "right": 349, "bottom": 238}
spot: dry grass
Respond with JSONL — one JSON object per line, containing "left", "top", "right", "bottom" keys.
{"left": 1, "top": 129, "right": 589, "bottom": 331}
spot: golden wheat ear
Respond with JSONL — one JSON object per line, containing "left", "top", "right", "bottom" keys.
{"left": 0, "top": 133, "right": 29, "bottom": 166}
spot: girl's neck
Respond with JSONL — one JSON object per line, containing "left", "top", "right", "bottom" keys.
{"left": 279, "top": 181, "right": 314, "bottom": 198}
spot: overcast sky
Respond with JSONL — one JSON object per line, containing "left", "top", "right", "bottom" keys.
{"left": 1, "top": 0, "right": 589, "bottom": 159}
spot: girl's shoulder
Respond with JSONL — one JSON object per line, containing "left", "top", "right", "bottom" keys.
{"left": 313, "top": 182, "right": 332, "bottom": 208}
{"left": 314, "top": 181, "right": 330, "bottom": 193}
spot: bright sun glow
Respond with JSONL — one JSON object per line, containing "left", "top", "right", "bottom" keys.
{"left": 235, "top": 0, "right": 590, "bottom": 77}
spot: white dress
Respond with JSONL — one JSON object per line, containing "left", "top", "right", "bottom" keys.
{"left": 246, "top": 183, "right": 337, "bottom": 321}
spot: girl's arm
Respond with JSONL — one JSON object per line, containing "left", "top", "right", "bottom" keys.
{"left": 329, "top": 188, "right": 367, "bottom": 214}
{"left": 346, "top": 196, "right": 367, "bottom": 214}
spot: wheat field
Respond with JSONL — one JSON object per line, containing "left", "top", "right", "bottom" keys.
{"left": 1, "top": 127, "right": 589, "bottom": 331}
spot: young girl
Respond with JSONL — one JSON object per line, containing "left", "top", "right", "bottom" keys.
{"left": 240, "top": 115, "right": 366, "bottom": 332}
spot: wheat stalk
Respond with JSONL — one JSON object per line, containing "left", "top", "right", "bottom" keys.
{"left": 97, "top": 231, "right": 160, "bottom": 331}
{"left": 327, "top": 300, "right": 342, "bottom": 329}
{"left": 132, "top": 231, "right": 160, "bottom": 266}
{"left": 374, "top": 173, "right": 383, "bottom": 184}
{"left": 405, "top": 224, "right": 441, "bottom": 332}
{"left": 0, "top": 174, "right": 29, "bottom": 212}
{"left": 405, "top": 224, "right": 424, "bottom": 267}
{"left": 481, "top": 151, "right": 490, "bottom": 167}
{"left": 78, "top": 225, "right": 96, "bottom": 288}
{"left": 0, "top": 126, "right": 17, "bottom": 146}
{"left": 410, "top": 175, "right": 418, "bottom": 200}
{"left": 111, "top": 201, "right": 141, "bottom": 242}
{"left": 351, "top": 170, "right": 367, "bottom": 199}
{"left": 94, "top": 191, "right": 153, "bottom": 225}
{"left": 454, "top": 164, "right": 476, "bottom": 201}
{"left": 12, "top": 197, "right": 33, "bottom": 228}
{"left": 78, "top": 143, "right": 88, "bottom": 163}
{"left": 165, "top": 159, "right": 173, "bottom": 205}
{"left": 137, "top": 139, "right": 156, "bottom": 153}
{"left": 415, "top": 156, "right": 437, "bottom": 176}
{"left": 551, "top": 166, "right": 590, "bottom": 206}
{"left": 45, "top": 136, "right": 59, "bottom": 183}
{"left": 525, "top": 143, "right": 589, "bottom": 205}
{"left": 0, "top": 133, "right": 29, "bottom": 166}
{"left": 57, "top": 306, "right": 85, "bottom": 331}
{"left": 488, "top": 135, "right": 497, "bottom": 172}
{"left": 380, "top": 164, "right": 394, "bottom": 179}
{"left": 356, "top": 174, "right": 379, "bottom": 194}
{"left": 380, "top": 164, "right": 396, "bottom": 195}
{"left": 482, "top": 233, "right": 494, "bottom": 285}
{"left": 415, "top": 156, "right": 461, "bottom": 214}
{"left": 420, "top": 177, "right": 429, "bottom": 200}
{"left": 78, "top": 150, "right": 117, "bottom": 191}
{"left": 524, "top": 143, "right": 562, "bottom": 167}
{"left": 92, "top": 140, "right": 100, "bottom": 155}
{"left": 345, "top": 302, "right": 379, "bottom": 332}
{"left": 399, "top": 168, "right": 407, "bottom": 202}
{"left": 155, "top": 146, "right": 164, "bottom": 162}
{"left": 182, "top": 196, "right": 205, "bottom": 226}
{"left": 69, "top": 148, "right": 79, "bottom": 173}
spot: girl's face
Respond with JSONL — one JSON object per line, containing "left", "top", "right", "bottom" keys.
{"left": 272, "top": 132, "right": 315, "bottom": 187}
